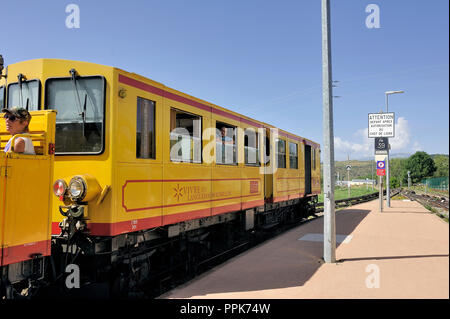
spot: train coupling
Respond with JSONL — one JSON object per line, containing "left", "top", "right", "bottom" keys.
{"left": 58, "top": 205, "right": 89, "bottom": 238}
{"left": 59, "top": 204, "right": 88, "bottom": 219}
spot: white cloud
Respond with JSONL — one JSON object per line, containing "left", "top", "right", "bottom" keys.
{"left": 389, "top": 117, "right": 410, "bottom": 150}
{"left": 334, "top": 117, "right": 414, "bottom": 160}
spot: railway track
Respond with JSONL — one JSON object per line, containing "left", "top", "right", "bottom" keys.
{"left": 401, "top": 189, "right": 449, "bottom": 212}
{"left": 315, "top": 188, "right": 401, "bottom": 213}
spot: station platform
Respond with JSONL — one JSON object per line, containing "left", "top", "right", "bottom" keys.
{"left": 161, "top": 199, "right": 449, "bottom": 299}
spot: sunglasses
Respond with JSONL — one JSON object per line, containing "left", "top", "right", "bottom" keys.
{"left": 3, "top": 114, "right": 18, "bottom": 121}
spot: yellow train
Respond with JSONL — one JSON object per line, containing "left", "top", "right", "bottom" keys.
{"left": 0, "top": 57, "right": 320, "bottom": 298}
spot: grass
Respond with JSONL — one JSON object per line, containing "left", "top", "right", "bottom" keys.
{"left": 423, "top": 204, "right": 449, "bottom": 223}
{"left": 391, "top": 194, "right": 408, "bottom": 200}
{"left": 424, "top": 204, "right": 437, "bottom": 213}
{"left": 318, "top": 185, "right": 378, "bottom": 203}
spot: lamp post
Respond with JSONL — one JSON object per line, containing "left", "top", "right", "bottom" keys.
{"left": 385, "top": 90, "right": 404, "bottom": 207}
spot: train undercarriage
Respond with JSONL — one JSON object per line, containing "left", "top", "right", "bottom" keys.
{"left": 1, "top": 196, "right": 316, "bottom": 299}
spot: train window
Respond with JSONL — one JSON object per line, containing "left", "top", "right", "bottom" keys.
{"left": 7, "top": 79, "right": 40, "bottom": 111}
{"left": 0, "top": 86, "right": 4, "bottom": 109}
{"left": 46, "top": 76, "right": 104, "bottom": 154}
{"left": 170, "top": 108, "right": 202, "bottom": 163}
{"left": 136, "top": 97, "right": 156, "bottom": 159}
{"left": 289, "top": 142, "right": 298, "bottom": 169}
{"left": 216, "top": 122, "right": 237, "bottom": 165}
{"left": 276, "top": 139, "right": 286, "bottom": 169}
{"left": 244, "top": 128, "right": 260, "bottom": 166}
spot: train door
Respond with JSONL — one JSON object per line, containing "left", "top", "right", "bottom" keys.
{"left": 263, "top": 129, "right": 273, "bottom": 201}
{"left": 116, "top": 90, "right": 164, "bottom": 233}
{"left": 1, "top": 154, "right": 53, "bottom": 266}
{"left": 304, "top": 144, "right": 312, "bottom": 194}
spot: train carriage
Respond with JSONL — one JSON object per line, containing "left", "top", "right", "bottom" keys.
{"left": 0, "top": 57, "right": 320, "bottom": 297}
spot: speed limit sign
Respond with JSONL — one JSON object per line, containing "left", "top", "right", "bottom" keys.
{"left": 375, "top": 137, "right": 388, "bottom": 154}
{"left": 377, "top": 161, "right": 385, "bottom": 169}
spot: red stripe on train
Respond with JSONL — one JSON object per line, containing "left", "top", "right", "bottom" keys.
{"left": 1, "top": 240, "right": 51, "bottom": 266}
{"left": 51, "top": 199, "right": 264, "bottom": 237}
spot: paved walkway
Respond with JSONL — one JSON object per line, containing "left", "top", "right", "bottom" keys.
{"left": 161, "top": 199, "right": 449, "bottom": 299}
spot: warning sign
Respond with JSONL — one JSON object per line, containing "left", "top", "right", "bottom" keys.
{"left": 368, "top": 113, "right": 395, "bottom": 138}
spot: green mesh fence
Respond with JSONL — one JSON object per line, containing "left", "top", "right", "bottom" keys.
{"left": 421, "top": 177, "right": 449, "bottom": 190}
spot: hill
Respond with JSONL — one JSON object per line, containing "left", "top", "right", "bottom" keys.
{"left": 320, "top": 153, "right": 449, "bottom": 184}
{"left": 334, "top": 160, "right": 375, "bottom": 181}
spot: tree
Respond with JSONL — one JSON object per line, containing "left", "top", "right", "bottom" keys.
{"left": 390, "top": 158, "right": 409, "bottom": 186}
{"left": 390, "top": 176, "right": 400, "bottom": 188}
{"left": 405, "top": 151, "right": 437, "bottom": 183}
{"left": 433, "top": 155, "right": 449, "bottom": 177}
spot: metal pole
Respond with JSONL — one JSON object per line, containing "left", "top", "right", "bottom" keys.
{"left": 408, "top": 171, "right": 411, "bottom": 189}
{"left": 379, "top": 175, "right": 383, "bottom": 212}
{"left": 386, "top": 94, "right": 391, "bottom": 207}
{"left": 347, "top": 168, "right": 350, "bottom": 198}
{"left": 321, "top": 0, "right": 336, "bottom": 263}
{"left": 372, "top": 162, "right": 374, "bottom": 191}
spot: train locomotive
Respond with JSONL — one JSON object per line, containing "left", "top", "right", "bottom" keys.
{"left": 0, "top": 57, "right": 320, "bottom": 298}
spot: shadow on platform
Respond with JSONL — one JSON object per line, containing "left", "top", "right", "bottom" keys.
{"left": 165, "top": 208, "right": 372, "bottom": 298}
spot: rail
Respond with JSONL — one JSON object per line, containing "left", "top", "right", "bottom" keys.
{"left": 315, "top": 188, "right": 401, "bottom": 213}
{"left": 401, "top": 189, "right": 449, "bottom": 212}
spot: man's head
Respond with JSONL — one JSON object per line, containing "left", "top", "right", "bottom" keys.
{"left": 2, "top": 107, "right": 32, "bottom": 134}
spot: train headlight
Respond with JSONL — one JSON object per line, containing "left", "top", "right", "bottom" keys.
{"left": 53, "top": 179, "right": 68, "bottom": 200}
{"left": 66, "top": 174, "right": 102, "bottom": 203}
{"left": 69, "top": 176, "right": 87, "bottom": 201}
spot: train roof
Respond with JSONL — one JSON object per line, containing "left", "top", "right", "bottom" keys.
{"left": 3, "top": 58, "right": 319, "bottom": 148}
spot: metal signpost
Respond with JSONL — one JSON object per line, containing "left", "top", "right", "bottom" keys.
{"left": 377, "top": 160, "right": 385, "bottom": 212}
{"left": 369, "top": 112, "right": 395, "bottom": 212}
{"left": 346, "top": 164, "right": 351, "bottom": 198}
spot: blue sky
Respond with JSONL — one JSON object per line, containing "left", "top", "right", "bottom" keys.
{"left": 2, "top": 0, "right": 448, "bottom": 160}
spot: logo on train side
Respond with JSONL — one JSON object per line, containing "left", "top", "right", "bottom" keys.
{"left": 173, "top": 183, "right": 184, "bottom": 201}
{"left": 173, "top": 184, "right": 210, "bottom": 202}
